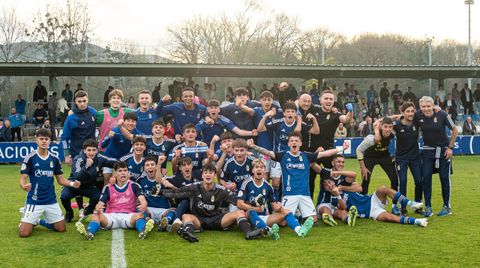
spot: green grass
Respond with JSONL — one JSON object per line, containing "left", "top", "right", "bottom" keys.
{"left": 1, "top": 156, "right": 480, "bottom": 267}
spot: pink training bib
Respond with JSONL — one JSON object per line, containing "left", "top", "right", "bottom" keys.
{"left": 105, "top": 181, "right": 137, "bottom": 213}
{"left": 99, "top": 108, "right": 125, "bottom": 151}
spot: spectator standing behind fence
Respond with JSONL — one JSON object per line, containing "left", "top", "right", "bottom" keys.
{"left": 15, "top": 94, "right": 26, "bottom": 116}
{"left": 391, "top": 84, "right": 403, "bottom": 114}
{"left": 474, "top": 84, "right": 480, "bottom": 115}
{"left": 152, "top": 83, "right": 161, "bottom": 103}
{"left": 0, "top": 119, "right": 12, "bottom": 142}
{"left": 127, "top": 96, "right": 136, "bottom": 109}
{"left": 309, "top": 83, "right": 320, "bottom": 106}
{"left": 48, "top": 92, "right": 58, "bottom": 125}
{"left": 33, "top": 80, "right": 47, "bottom": 106}
{"left": 58, "top": 95, "right": 70, "bottom": 126}
{"left": 436, "top": 85, "right": 446, "bottom": 104}
{"left": 41, "top": 119, "right": 56, "bottom": 141}
{"left": 103, "top": 86, "right": 113, "bottom": 108}
{"left": 443, "top": 93, "right": 458, "bottom": 121}
{"left": 461, "top": 83, "right": 474, "bottom": 116}
{"left": 451, "top": 83, "right": 461, "bottom": 114}
{"left": 32, "top": 103, "right": 47, "bottom": 127}
{"left": 9, "top": 108, "right": 23, "bottom": 141}
{"left": 463, "top": 116, "right": 477, "bottom": 135}
{"left": 403, "top": 86, "right": 417, "bottom": 104}
{"left": 61, "top": 84, "right": 73, "bottom": 109}
{"left": 366, "top": 84, "right": 378, "bottom": 108}
{"left": 380, "top": 82, "right": 390, "bottom": 116}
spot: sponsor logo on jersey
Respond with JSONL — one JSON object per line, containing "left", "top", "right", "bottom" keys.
{"left": 34, "top": 169, "right": 54, "bottom": 177}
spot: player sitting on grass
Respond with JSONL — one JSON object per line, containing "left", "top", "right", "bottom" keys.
{"left": 19, "top": 128, "right": 81, "bottom": 237}
{"left": 154, "top": 164, "right": 265, "bottom": 243}
{"left": 75, "top": 161, "right": 154, "bottom": 240}
{"left": 322, "top": 177, "right": 428, "bottom": 227}
{"left": 248, "top": 132, "right": 349, "bottom": 223}
{"left": 237, "top": 158, "right": 314, "bottom": 240}
{"left": 314, "top": 154, "right": 361, "bottom": 227}
{"left": 135, "top": 156, "right": 176, "bottom": 232}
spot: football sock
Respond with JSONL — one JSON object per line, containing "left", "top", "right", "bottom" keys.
{"left": 273, "top": 187, "right": 280, "bottom": 202}
{"left": 166, "top": 211, "right": 175, "bottom": 224}
{"left": 285, "top": 212, "right": 301, "bottom": 232}
{"left": 184, "top": 221, "right": 195, "bottom": 233}
{"left": 38, "top": 219, "right": 54, "bottom": 231}
{"left": 393, "top": 192, "right": 410, "bottom": 207}
{"left": 75, "top": 196, "right": 84, "bottom": 210}
{"left": 247, "top": 210, "right": 267, "bottom": 229}
{"left": 237, "top": 217, "right": 252, "bottom": 234}
{"left": 87, "top": 221, "right": 100, "bottom": 234}
{"left": 135, "top": 218, "right": 146, "bottom": 233}
{"left": 400, "top": 216, "right": 416, "bottom": 225}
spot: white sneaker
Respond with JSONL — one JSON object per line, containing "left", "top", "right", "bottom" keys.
{"left": 79, "top": 208, "right": 85, "bottom": 218}
{"left": 416, "top": 218, "right": 428, "bottom": 227}
{"left": 409, "top": 201, "right": 423, "bottom": 210}
{"left": 171, "top": 219, "right": 183, "bottom": 234}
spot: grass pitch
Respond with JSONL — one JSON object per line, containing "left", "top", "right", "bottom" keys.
{"left": 1, "top": 156, "right": 479, "bottom": 267}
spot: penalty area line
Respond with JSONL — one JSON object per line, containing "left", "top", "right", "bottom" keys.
{"left": 111, "top": 229, "right": 127, "bottom": 268}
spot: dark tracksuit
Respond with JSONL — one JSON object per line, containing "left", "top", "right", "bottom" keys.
{"left": 60, "top": 106, "right": 97, "bottom": 159}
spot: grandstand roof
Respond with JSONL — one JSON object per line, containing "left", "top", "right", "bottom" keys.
{"left": 1, "top": 62, "right": 480, "bottom": 79}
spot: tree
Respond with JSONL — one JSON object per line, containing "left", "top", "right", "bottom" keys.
{"left": 0, "top": 7, "right": 27, "bottom": 62}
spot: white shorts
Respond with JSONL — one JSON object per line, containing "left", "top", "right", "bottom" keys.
{"left": 258, "top": 215, "right": 269, "bottom": 223}
{"left": 282, "top": 195, "right": 316, "bottom": 218}
{"left": 370, "top": 191, "right": 387, "bottom": 220}
{"left": 229, "top": 204, "right": 239, "bottom": 212}
{"left": 270, "top": 160, "right": 282, "bottom": 178}
{"left": 103, "top": 167, "right": 113, "bottom": 174}
{"left": 316, "top": 203, "right": 335, "bottom": 216}
{"left": 103, "top": 213, "right": 136, "bottom": 229}
{"left": 21, "top": 203, "right": 64, "bottom": 225}
{"left": 148, "top": 207, "right": 170, "bottom": 224}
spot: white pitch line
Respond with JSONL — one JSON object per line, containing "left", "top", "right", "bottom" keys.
{"left": 111, "top": 229, "right": 127, "bottom": 268}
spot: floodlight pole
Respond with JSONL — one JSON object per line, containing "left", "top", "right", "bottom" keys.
{"left": 465, "top": 0, "right": 474, "bottom": 88}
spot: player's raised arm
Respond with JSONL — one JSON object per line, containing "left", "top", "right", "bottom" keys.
{"left": 247, "top": 138, "right": 275, "bottom": 159}
{"left": 316, "top": 141, "right": 349, "bottom": 159}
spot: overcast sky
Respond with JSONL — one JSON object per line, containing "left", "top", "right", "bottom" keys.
{"left": 3, "top": 0, "right": 479, "bottom": 49}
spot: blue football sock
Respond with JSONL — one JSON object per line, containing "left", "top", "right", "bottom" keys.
{"left": 247, "top": 210, "right": 267, "bottom": 229}
{"left": 393, "top": 192, "right": 410, "bottom": 207}
{"left": 399, "top": 216, "right": 416, "bottom": 225}
{"left": 285, "top": 212, "right": 301, "bottom": 231}
{"left": 135, "top": 218, "right": 146, "bottom": 233}
{"left": 166, "top": 211, "right": 175, "bottom": 224}
{"left": 273, "top": 187, "right": 280, "bottom": 202}
{"left": 87, "top": 221, "right": 100, "bottom": 234}
{"left": 39, "top": 219, "right": 54, "bottom": 230}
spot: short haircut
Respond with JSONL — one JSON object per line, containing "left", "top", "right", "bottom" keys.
{"left": 82, "top": 139, "right": 98, "bottom": 149}
{"left": 75, "top": 90, "right": 88, "bottom": 99}
{"left": 133, "top": 136, "right": 146, "bottom": 145}
{"left": 252, "top": 158, "right": 266, "bottom": 169}
{"left": 259, "top": 90, "right": 273, "bottom": 99}
{"left": 182, "top": 123, "right": 196, "bottom": 132}
{"left": 123, "top": 112, "right": 138, "bottom": 121}
{"left": 234, "top": 87, "right": 249, "bottom": 96}
{"left": 113, "top": 161, "right": 128, "bottom": 171}
{"left": 144, "top": 156, "right": 157, "bottom": 164}
{"left": 109, "top": 89, "right": 124, "bottom": 100}
{"left": 283, "top": 102, "right": 297, "bottom": 111}
{"left": 381, "top": 117, "right": 393, "bottom": 125}
{"left": 419, "top": 96, "right": 434, "bottom": 105}
{"left": 182, "top": 87, "right": 195, "bottom": 94}
{"left": 320, "top": 90, "right": 335, "bottom": 97}
{"left": 232, "top": 138, "right": 248, "bottom": 149}
{"left": 220, "top": 131, "right": 234, "bottom": 141}
{"left": 35, "top": 128, "right": 51, "bottom": 138}
{"left": 138, "top": 89, "right": 151, "bottom": 96}
{"left": 208, "top": 99, "right": 220, "bottom": 107}
{"left": 400, "top": 101, "right": 416, "bottom": 112}
{"left": 152, "top": 118, "right": 165, "bottom": 127}
{"left": 288, "top": 131, "right": 302, "bottom": 141}
{"left": 178, "top": 157, "right": 192, "bottom": 166}
{"left": 331, "top": 154, "right": 345, "bottom": 161}
{"left": 202, "top": 163, "right": 217, "bottom": 173}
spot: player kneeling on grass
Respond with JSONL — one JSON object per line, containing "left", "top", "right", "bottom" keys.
{"left": 136, "top": 156, "right": 176, "bottom": 232}
{"left": 322, "top": 178, "right": 428, "bottom": 227}
{"left": 154, "top": 164, "right": 265, "bottom": 243}
{"left": 314, "top": 154, "right": 362, "bottom": 227}
{"left": 75, "top": 161, "right": 154, "bottom": 240}
{"left": 19, "top": 128, "right": 81, "bottom": 237}
{"left": 237, "top": 159, "right": 314, "bottom": 240}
